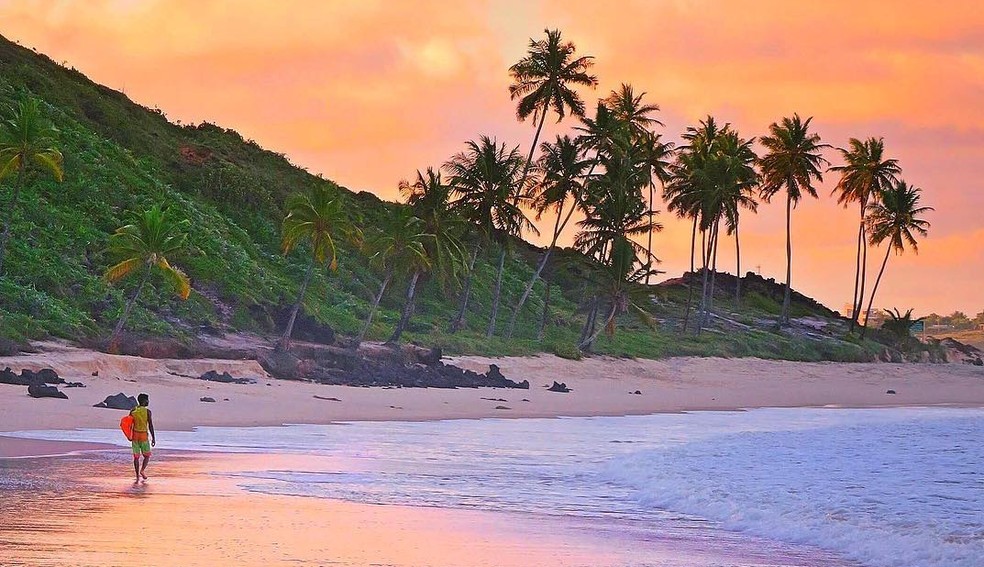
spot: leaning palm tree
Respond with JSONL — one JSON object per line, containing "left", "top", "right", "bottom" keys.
{"left": 444, "top": 136, "right": 536, "bottom": 337}
{"left": 508, "top": 28, "right": 597, "bottom": 191}
{"left": 0, "top": 96, "right": 64, "bottom": 276}
{"left": 388, "top": 169, "right": 465, "bottom": 344}
{"left": 278, "top": 185, "right": 358, "bottom": 351}
{"left": 358, "top": 208, "right": 431, "bottom": 345}
{"left": 104, "top": 205, "right": 191, "bottom": 349}
{"left": 860, "top": 181, "right": 932, "bottom": 338}
{"left": 830, "top": 137, "right": 901, "bottom": 331}
{"left": 506, "top": 134, "right": 591, "bottom": 337}
{"left": 758, "top": 114, "right": 829, "bottom": 326}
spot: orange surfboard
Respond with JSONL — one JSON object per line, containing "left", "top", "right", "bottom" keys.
{"left": 120, "top": 414, "right": 134, "bottom": 441}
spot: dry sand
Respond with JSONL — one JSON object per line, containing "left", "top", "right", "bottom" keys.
{"left": 2, "top": 341, "right": 983, "bottom": 457}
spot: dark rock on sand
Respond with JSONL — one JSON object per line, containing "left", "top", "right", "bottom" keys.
{"left": 200, "top": 396, "right": 216, "bottom": 403}
{"left": 65, "top": 382, "right": 86, "bottom": 388}
{"left": 633, "top": 390, "right": 642, "bottom": 395}
{"left": 27, "top": 383, "right": 68, "bottom": 399}
{"left": 199, "top": 370, "right": 255, "bottom": 384}
{"left": 94, "top": 393, "right": 138, "bottom": 410}
{"left": 0, "top": 367, "right": 65, "bottom": 386}
{"left": 547, "top": 381, "right": 571, "bottom": 393}
{"left": 494, "top": 405, "right": 511, "bottom": 410}
{"left": 886, "top": 389, "right": 897, "bottom": 395}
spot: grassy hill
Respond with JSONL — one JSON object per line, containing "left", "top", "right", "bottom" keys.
{"left": 0, "top": 34, "right": 895, "bottom": 361}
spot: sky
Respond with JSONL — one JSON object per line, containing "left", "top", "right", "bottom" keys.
{"left": 2, "top": 0, "right": 982, "bottom": 316}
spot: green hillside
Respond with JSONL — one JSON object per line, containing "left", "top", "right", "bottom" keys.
{"left": 0, "top": 34, "right": 895, "bottom": 361}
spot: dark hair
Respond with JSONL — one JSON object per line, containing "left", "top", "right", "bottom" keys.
{"left": 137, "top": 393, "right": 149, "bottom": 406}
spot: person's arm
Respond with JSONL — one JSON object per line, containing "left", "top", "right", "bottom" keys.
{"left": 148, "top": 409, "right": 156, "bottom": 447}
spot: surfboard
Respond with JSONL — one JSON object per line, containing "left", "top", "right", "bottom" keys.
{"left": 120, "top": 414, "right": 134, "bottom": 441}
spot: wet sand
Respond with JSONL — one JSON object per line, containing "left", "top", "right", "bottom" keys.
{"left": 0, "top": 450, "right": 837, "bottom": 567}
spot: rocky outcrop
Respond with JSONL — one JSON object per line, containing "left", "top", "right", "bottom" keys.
{"left": 0, "top": 367, "right": 65, "bottom": 386}
{"left": 94, "top": 393, "right": 138, "bottom": 410}
{"left": 547, "top": 381, "right": 571, "bottom": 393}
{"left": 259, "top": 345, "right": 529, "bottom": 389}
{"left": 199, "top": 370, "right": 256, "bottom": 384}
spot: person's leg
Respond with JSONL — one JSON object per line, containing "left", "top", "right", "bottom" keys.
{"left": 140, "top": 453, "right": 151, "bottom": 479}
{"left": 132, "top": 455, "right": 140, "bottom": 481}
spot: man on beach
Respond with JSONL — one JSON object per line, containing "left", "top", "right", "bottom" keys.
{"left": 130, "top": 393, "right": 156, "bottom": 481}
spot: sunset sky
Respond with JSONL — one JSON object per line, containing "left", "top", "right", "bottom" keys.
{"left": 3, "top": 0, "right": 982, "bottom": 316}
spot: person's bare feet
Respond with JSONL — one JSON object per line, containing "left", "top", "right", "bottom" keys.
{"left": 140, "top": 471, "right": 148, "bottom": 480}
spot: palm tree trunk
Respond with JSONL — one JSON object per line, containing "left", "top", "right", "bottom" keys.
{"left": 578, "top": 296, "right": 598, "bottom": 346}
{"left": 734, "top": 217, "right": 742, "bottom": 307}
{"left": 781, "top": 193, "right": 793, "bottom": 327}
{"left": 578, "top": 300, "right": 617, "bottom": 351}
{"left": 682, "top": 216, "right": 698, "bottom": 333}
{"left": 450, "top": 243, "right": 481, "bottom": 333}
{"left": 855, "top": 221, "right": 870, "bottom": 329}
{"left": 277, "top": 258, "right": 316, "bottom": 351}
{"left": 109, "top": 266, "right": 152, "bottom": 351}
{"left": 507, "top": 202, "right": 565, "bottom": 338}
{"left": 697, "top": 226, "right": 711, "bottom": 334}
{"left": 705, "top": 220, "right": 721, "bottom": 328}
{"left": 486, "top": 245, "right": 507, "bottom": 338}
{"left": 517, "top": 102, "right": 549, "bottom": 196}
{"left": 645, "top": 183, "right": 655, "bottom": 285}
{"left": 860, "top": 245, "right": 892, "bottom": 339}
{"left": 848, "top": 205, "right": 865, "bottom": 331}
{"left": 388, "top": 269, "right": 421, "bottom": 344}
{"left": 0, "top": 162, "right": 26, "bottom": 277}
{"left": 537, "top": 281, "right": 551, "bottom": 340}
{"left": 358, "top": 268, "right": 393, "bottom": 345}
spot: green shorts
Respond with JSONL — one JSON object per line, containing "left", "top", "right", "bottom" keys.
{"left": 131, "top": 440, "right": 151, "bottom": 457}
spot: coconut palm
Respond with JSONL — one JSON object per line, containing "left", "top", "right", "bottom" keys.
{"left": 758, "top": 114, "right": 829, "bottom": 326}
{"left": 715, "top": 130, "right": 759, "bottom": 305}
{"left": 508, "top": 28, "right": 597, "bottom": 192}
{"left": 278, "top": 185, "right": 358, "bottom": 351}
{"left": 444, "top": 136, "right": 536, "bottom": 337}
{"left": 388, "top": 169, "right": 465, "bottom": 344}
{"left": 860, "top": 181, "right": 932, "bottom": 338}
{"left": 104, "top": 205, "right": 191, "bottom": 348}
{"left": 0, "top": 96, "right": 64, "bottom": 276}
{"left": 830, "top": 137, "right": 901, "bottom": 331}
{"left": 358, "top": 208, "right": 431, "bottom": 345}
{"left": 505, "top": 134, "right": 592, "bottom": 338}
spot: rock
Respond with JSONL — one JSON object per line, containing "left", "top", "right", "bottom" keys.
{"left": 633, "top": 390, "right": 642, "bottom": 395}
{"left": 92, "top": 371, "right": 99, "bottom": 377}
{"left": 974, "top": 358, "right": 983, "bottom": 367}
{"left": 94, "top": 393, "right": 138, "bottom": 410}
{"left": 0, "top": 367, "right": 28, "bottom": 386}
{"left": 547, "top": 381, "right": 571, "bottom": 393}
{"left": 65, "top": 382, "right": 86, "bottom": 388}
{"left": 258, "top": 350, "right": 305, "bottom": 381}
{"left": 494, "top": 405, "right": 511, "bottom": 410}
{"left": 199, "top": 370, "right": 255, "bottom": 384}
{"left": 0, "top": 368, "right": 64, "bottom": 386}
{"left": 313, "top": 395, "right": 341, "bottom": 401}
{"left": 418, "top": 346, "right": 442, "bottom": 365}
{"left": 200, "top": 396, "right": 216, "bottom": 403}
{"left": 267, "top": 306, "right": 335, "bottom": 345}
{"left": 27, "top": 383, "right": 68, "bottom": 399}
{"left": 886, "top": 389, "right": 897, "bottom": 395}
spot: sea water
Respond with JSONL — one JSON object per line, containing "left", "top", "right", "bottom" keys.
{"left": 9, "top": 407, "right": 983, "bottom": 566}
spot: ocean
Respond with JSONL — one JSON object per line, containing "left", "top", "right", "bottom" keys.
{"left": 8, "top": 407, "right": 983, "bottom": 567}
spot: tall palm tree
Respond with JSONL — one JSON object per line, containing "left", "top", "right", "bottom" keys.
{"left": 860, "top": 181, "right": 932, "bottom": 338}
{"left": 358, "top": 208, "right": 431, "bottom": 345}
{"left": 445, "top": 136, "right": 536, "bottom": 338}
{"left": 0, "top": 96, "right": 64, "bottom": 276}
{"left": 278, "top": 185, "right": 358, "bottom": 351}
{"left": 758, "top": 114, "right": 829, "bottom": 326}
{"left": 389, "top": 169, "right": 465, "bottom": 344}
{"left": 830, "top": 137, "right": 901, "bottom": 331}
{"left": 508, "top": 28, "right": 597, "bottom": 194}
{"left": 104, "top": 205, "right": 191, "bottom": 348}
{"left": 506, "top": 134, "right": 591, "bottom": 337}
{"left": 715, "top": 130, "right": 759, "bottom": 305}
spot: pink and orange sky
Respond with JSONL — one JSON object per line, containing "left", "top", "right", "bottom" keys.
{"left": 3, "top": 0, "right": 982, "bottom": 316}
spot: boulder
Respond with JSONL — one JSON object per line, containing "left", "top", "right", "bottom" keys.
{"left": 547, "top": 381, "right": 571, "bottom": 393}
{"left": 200, "top": 397, "right": 216, "bottom": 403}
{"left": 27, "top": 383, "right": 68, "bottom": 399}
{"left": 65, "top": 382, "right": 86, "bottom": 388}
{"left": 94, "top": 393, "right": 138, "bottom": 410}
{"left": 0, "top": 367, "right": 64, "bottom": 386}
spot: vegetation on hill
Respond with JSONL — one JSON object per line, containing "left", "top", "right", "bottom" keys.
{"left": 0, "top": 31, "right": 935, "bottom": 362}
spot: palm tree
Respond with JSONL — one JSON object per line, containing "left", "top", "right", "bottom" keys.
{"left": 860, "top": 181, "right": 932, "bottom": 338}
{"left": 508, "top": 28, "right": 597, "bottom": 193}
{"left": 389, "top": 168, "right": 465, "bottom": 344}
{"left": 358, "top": 208, "right": 431, "bottom": 345}
{"left": 758, "top": 114, "right": 829, "bottom": 326}
{"left": 0, "top": 96, "right": 64, "bottom": 276}
{"left": 830, "top": 137, "right": 901, "bottom": 331}
{"left": 278, "top": 185, "right": 358, "bottom": 351}
{"left": 103, "top": 205, "right": 191, "bottom": 349}
{"left": 715, "top": 130, "right": 759, "bottom": 305}
{"left": 505, "top": 134, "right": 591, "bottom": 337}
{"left": 444, "top": 136, "right": 536, "bottom": 337}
